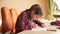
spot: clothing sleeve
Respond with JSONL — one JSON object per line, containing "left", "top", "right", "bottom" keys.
{"left": 15, "top": 12, "right": 32, "bottom": 33}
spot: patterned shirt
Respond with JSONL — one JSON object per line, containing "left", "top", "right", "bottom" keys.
{"left": 15, "top": 11, "right": 32, "bottom": 33}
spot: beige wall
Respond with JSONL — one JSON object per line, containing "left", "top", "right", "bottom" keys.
{"left": 39, "top": 0, "right": 49, "bottom": 19}
{"left": 0, "top": 0, "right": 49, "bottom": 20}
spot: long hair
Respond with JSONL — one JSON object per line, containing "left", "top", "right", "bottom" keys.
{"left": 26, "top": 4, "right": 43, "bottom": 16}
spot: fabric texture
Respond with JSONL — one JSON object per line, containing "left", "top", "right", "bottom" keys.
{"left": 15, "top": 11, "right": 32, "bottom": 33}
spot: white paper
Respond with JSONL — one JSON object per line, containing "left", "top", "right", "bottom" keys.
{"left": 32, "top": 27, "right": 47, "bottom": 32}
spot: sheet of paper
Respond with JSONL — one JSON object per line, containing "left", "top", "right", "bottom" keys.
{"left": 32, "top": 27, "right": 47, "bottom": 32}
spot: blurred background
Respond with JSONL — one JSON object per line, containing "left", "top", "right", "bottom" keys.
{"left": 0, "top": 0, "right": 49, "bottom": 20}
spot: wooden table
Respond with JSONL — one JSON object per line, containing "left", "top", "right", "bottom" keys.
{"left": 17, "top": 25, "right": 60, "bottom": 34}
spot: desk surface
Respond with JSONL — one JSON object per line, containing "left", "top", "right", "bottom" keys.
{"left": 17, "top": 25, "right": 60, "bottom": 34}
{"left": 18, "top": 30, "right": 60, "bottom": 34}
{"left": 18, "top": 19, "right": 60, "bottom": 34}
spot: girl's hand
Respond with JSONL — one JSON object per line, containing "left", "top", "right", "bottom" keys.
{"left": 40, "top": 23, "right": 46, "bottom": 28}
{"left": 32, "top": 23, "right": 38, "bottom": 28}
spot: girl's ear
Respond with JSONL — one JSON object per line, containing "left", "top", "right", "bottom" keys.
{"left": 31, "top": 10, "right": 35, "bottom": 15}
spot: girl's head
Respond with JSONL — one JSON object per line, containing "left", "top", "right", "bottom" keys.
{"left": 29, "top": 4, "right": 43, "bottom": 20}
